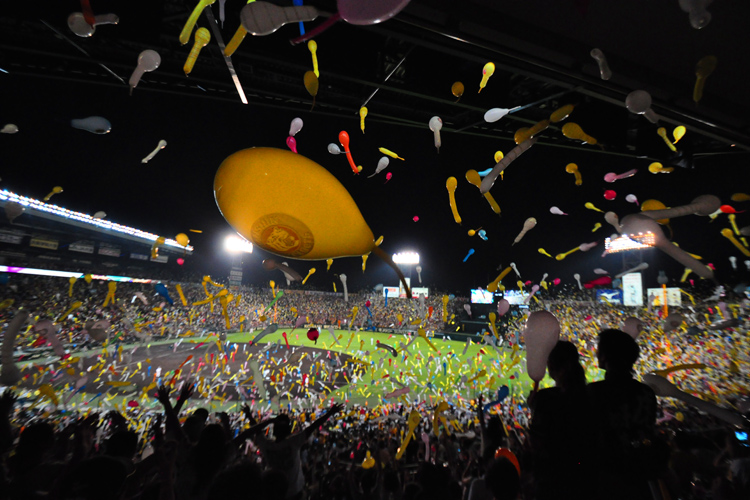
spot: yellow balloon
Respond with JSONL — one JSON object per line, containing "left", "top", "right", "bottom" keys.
{"left": 43, "top": 186, "right": 63, "bottom": 202}
{"left": 730, "top": 193, "right": 750, "bottom": 202}
{"left": 673, "top": 126, "right": 686, "bottom": 143}
{"left": 562, "top": 122, "right": 597, "bottom": 144}
{"left": 214, "top": 147, "right": 407, "bottom": 291}
{"left": 308, "top": 40, "right": 319, "bottom": 78}
{"left": 641, "top": 199, "right": 670, "bottom": 225}
{"left": 446, "top": 177, "right": 461, "bottom": 224}
{"left": 478, "top": 62, "right": 495, "bottom": 93}
{"left": 549, "top": 104, "right": 574, "bottom": 123}
{"left": 565, "top": 163, "right": 582, "bottom": 185}
{"left": 359, "top": 107, "right": 368, "bottom": 134}
{"left": 303, "top": 71, "right": 318, "bottom": 97}
{"left": 451, "top": 81, "right": 464, "bottom": 98}
{"left": 175, "top": 233, "right": 190, "bottom": 247}
{"left": 493, "top": 151, "right": 504, "bottom": 163}
{"left": 657, "top": 128, "right": 677, "bottom": 152}
{"left": 585, "top": 202, "right": 603, "bottom": 213}
{"left": 693, "top": 55, "right": 717, "bottom": 104}
{"left": 184, "top": 27, "right": 210, "bottom": 75}
{"left": 648, "top": 162, "right": 674, "bottom": 174}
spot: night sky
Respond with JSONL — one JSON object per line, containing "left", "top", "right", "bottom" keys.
{"left": 1, "top": 1, "right": 749, "bottom": 294}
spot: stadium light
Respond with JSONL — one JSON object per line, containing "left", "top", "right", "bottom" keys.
{"left": 392, "top": 251, "right": 419, "bottom": 264}
{"left": 604, "top": 232, "right": 656, "bottom": 255}
{"left": 225, "top": 235, "right": 253, "bottom": 254}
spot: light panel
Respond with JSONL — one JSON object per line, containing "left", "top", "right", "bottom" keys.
{"left": 0, "top": 265, "right": 157, "bottom": 283}
{"left": 604, "top": 232, "right": 656, "bottom": 254}
{"left": 0, "top": 189, "right": 193, "bottom": 252}
{"left": 392, "top": 251, "right": 420, "bottom": 264}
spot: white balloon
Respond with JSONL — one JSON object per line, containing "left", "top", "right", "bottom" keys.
{"left": 550, "top": 206, "right": 567, "bottom": 215}
{"left": 625, "top": 90, "right": 659, "bottom": 123}
{"left": 67, "top": 12, "right": 119, "bottom": 38}
{"left": 289, "top": 117, "right": 304, "bottom": 136}
{"left": 328, "top": 143, "right": 342, "bottom": 155}
{"left": 367, "top": 157, "right": 390, "bottom": 178}
{"left": 71, "top": 116, "right": 111, "bottom": 134}
{"left": 590, "top": 48, "right": 612, "bottom": 80}
{"left": 484, "top": 108, "right": 509, "bottom": 123}
{"left": 141, "top": 140, "right": 168, "bottom": 163}
{"left": 129, "top": 50, "right": 161, "bottom": 91}
{"left": 429, "top": 116, "right": 442, "bottom": 151}
{"left": 625, "top": 194, "right": 639, "bottom": 205}
{"left": 1, "top": 124, "right": 18, "bottom": 134}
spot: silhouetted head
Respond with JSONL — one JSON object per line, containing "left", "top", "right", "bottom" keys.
{"left": 547, "top": 341, "right": 586, "bottom": 390}
{"left": 273, "top": 414, "right": 292, "bottom": 440}
{"left": 597, "top": 329, "right": 640, "bottom": 375}
{"left": 484, "top": 457, "right": 520, "bottom": 500}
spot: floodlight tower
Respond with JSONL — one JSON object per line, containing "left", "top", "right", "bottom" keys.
{"left": 392, "top": 251, "right": 419, "bottom": 296}
{"left": 224, "top": 234, "right": 253, "bottom": 289}
{"left": 604, "top": 231, "right": 656, "bottom": 275}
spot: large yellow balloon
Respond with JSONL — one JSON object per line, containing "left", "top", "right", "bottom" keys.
{"left": 215, "top": 148, "right": 376, "bottom": 261}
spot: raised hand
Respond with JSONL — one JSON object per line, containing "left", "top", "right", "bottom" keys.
{"left": 156, "top": 385, "right": 173, "bottom": 407}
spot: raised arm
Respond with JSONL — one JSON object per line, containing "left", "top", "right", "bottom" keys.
{"left": 304, "top": 403, "right": 344, "bottom": 439}
{"left": 155, "top": 385, "right": 184, "bottom": 442}
{"left": 234, "top": 416, "right": 277, "bottom": 444}
{"left": 172, "top": 381, "right": 194, "bottom": 415}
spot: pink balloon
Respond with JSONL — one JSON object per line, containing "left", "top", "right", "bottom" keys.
{"left": 286, "top": 136, "right": 298, "bottom": 153}
{"left": 603, "top": 190, "right": 617, "bottom": 200}
{"left": 553, "top": 278, "right": 561, "bottom": 286}
{"left": 177, "top": 258, "right": 185, "bottom": 265}
{"left": 385, "top": 172, "right": 392, "bottom": 183}
{"left": 338, "top": 0, "right": 412, "bottom": 25}
{"left": 413, "top": 216, "right": 419, "bottom": 222}
{"left": 524, "top": 280, "right": 532, "bottom": 286}
{"left": 524, "top": 311, "right": 560, "bottom": 382}
{"left": 497, "top": 299, "right": 510, "bottom": 316}
{"left": 584, "top": 276, "right": 612, "bottom": 288}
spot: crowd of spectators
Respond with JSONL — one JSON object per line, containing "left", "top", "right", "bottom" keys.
{"left": 0, "top": 274, "right": 749, "bottom": 499}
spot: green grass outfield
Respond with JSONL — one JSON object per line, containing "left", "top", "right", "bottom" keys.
{"left": 16, "top": 329, "right": 605, "bottom": 413}
{"left": 222, "top": 328, "right": 605, "bottom": 408}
